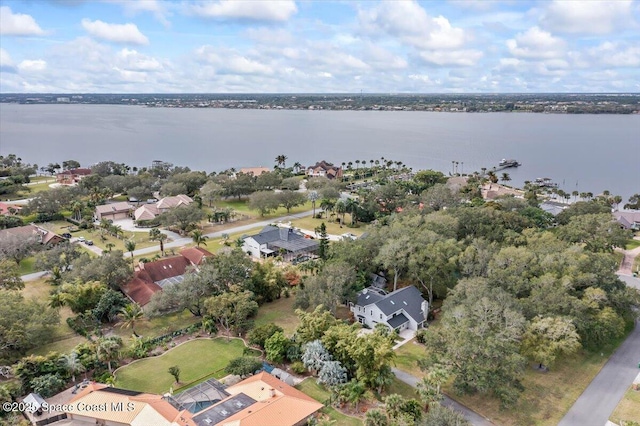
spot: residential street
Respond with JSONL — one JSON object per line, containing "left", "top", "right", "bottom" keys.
{"left": 557, "top": 318, "right": 640, "bottom": 426}
{"left": 391, "top": 368, "right": 495, "bottom": 426}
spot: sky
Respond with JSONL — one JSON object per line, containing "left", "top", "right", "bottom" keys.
{"left": 0, "top": 0, "right": 639, "bottom": 93}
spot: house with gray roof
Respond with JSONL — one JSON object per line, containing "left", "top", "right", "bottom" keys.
{"left": 350, "top": 286, "right": 428, "bottom": 332}
{"left": 242, "top": 225, "right": 319, "bottom": 261}
{"left": 614, "top": 211, "right": 640, "bottom": 230}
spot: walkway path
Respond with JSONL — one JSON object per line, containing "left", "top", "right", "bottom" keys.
{"left": 618, "top": 245, "right": 640, "bottom": 276}
{"left": 392, "top": 368, "right": 494, "bottom": 426}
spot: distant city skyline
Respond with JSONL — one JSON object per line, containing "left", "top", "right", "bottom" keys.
{"left": 1, "top": 0, "right": 639, "bottom": 93}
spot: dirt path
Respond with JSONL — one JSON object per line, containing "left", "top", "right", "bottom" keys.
{"left": 618, "top": 245, "right": 640, "bottom": 275}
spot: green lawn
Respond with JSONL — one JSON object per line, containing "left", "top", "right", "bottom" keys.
{"left": 18, "top": 256, "right": 36, "bottom": 275}
{"left": 625, "top": 239, "right": 640, "bottom": 250}
{"left": 394, "top": 339, "right": 427, "bottom": 378}
{"left": 393, "top": 331, "right": 628, "bottom": 426}
{"left": 288, "top": 214, "right": 364, "bottom": 237}
{"left": 610, "top": 386, "right": 640, "bottom": 425}
{"left": 296, "top": 379, "right": 362, "bottom": 426}
{"left": 386, "top": 377, "right": 419, "bottom": 400}
{"left": 114, "top": 338, "right": 247, "bottom": 394}
{"left": 254, "top": 295, "right": 300, "bottom": 336}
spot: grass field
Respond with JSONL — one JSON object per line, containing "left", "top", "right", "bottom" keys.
{"left": 295, "top": 379, "right": 362, "bottom": 426}
{"left": 610, "top": 386, "right": 640, "bottom": 425}
{"left": 393, "top": 333, "right": 626, "bottom": 426}
{"left": 254, "top": 295, "right": 301, "bottom": 336}
{"left": 288, "top": 214, "right": 364, "bottom": 237}
{"left": 114, "top": 338, "right": 247, "bottom": 394}
{"left": 18, "top": 256, "right": 36, "bottom": 275}
{"left": 625, "top": 239, "right": 640, "bottom": 250}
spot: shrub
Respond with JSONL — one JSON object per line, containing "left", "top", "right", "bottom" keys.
{"left": 290, "top": 361, "right": 306, "bottom": 374}
{"left": 30, "top": 374, "right": 66, "bottom": 398}
{"left": 415, "top": 329, "right": 429, "bottom": 344}
{"left": 225, "top": 357, "right": 263, "bottom": 377}
{"left": 247, "top": 323, "right": 284, "bottom": 349}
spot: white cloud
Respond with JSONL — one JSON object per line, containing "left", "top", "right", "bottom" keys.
{"left": 359, "top": 1, "right": 467, "bottom": 50}
{"left": 587, "top": 42, "right": 640, "bottom": 68}
{"left": 0, "top": 48, "right": 16, "bottom": 72}
{"left": 418, "top": 49, "right": 483, "bottom": 67}
{"left": 506, "top": 27, "right": 566, "bottom": 59}
{"left": 244, "top": 28, "right": 293, "bottom": 45}
{"left": 81, "top": 19, "right": 149, "bottom": 45}
{"left": 17, "top": 59, "right": 47, "bottom": 72}
{"left": 195, "top": 46, "right": 274, "bottom": 75}
{"left": 186, "top": 0, "right": 297, "bottom": 22}
{"left": 363, "top": 43, "right": 408, "bottom": 70}
{"left": 540, "top": 0, "right": 636, "bottom": 35}
{"left": 0, "top": 6, "right": 45, "bottom": 36}
{"left": 107, "top": 0, "right": 172, "bottom": 27}
{"left": 117, "top": 49, "right": 163, "bottom": 71}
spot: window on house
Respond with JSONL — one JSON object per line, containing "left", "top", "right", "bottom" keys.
{"left": 380, "top": 314, "right": 382, "bottom": 319}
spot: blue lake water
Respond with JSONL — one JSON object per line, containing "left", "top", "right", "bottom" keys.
{"left": 1, "top": 104, "right": 638, "bottom": 201}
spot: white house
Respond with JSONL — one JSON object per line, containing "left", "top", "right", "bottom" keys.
{"left": 350, "top": 286, "right": 428, "bottom": 332}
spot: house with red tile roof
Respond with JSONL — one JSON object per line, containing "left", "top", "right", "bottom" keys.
{"left": 239, "top": 167, "right": 271, "bottom": 176}
{"left": 0, "top": 202, "right": 21, "bottom": 216}
{"left": 306, "top": 160, "right": 342, "bottom": 180}
{"left": 56, "top": 168, "right": 92, "bottom": 185}
{"left": 122, "top": 247, "right": 213, "bottom": 306}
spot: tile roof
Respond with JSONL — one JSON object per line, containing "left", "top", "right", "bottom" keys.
{"left": 157, "top": 195, "right": 193, "bottom": 210}
{"left": 134, "top": 204, "right": 160, "bottom": 221}
{"left": 65, "top": 383, "right": 196, "bottom": 426}
{"left": 95, "top": 201, "right": 133, "bottom": 214}
{"left": 0, "top": 224, "right": 61, "bottom": 245}
{"left": 0, "top": 202, "right": 21, "bottom": 215}
{"left": 141, "top": 255, "right": 191, "bottom": 282}
{"left": 220, "top": 372, "right": 323, "bottom": 426}
{"left": 180, "top": 247, "right": 214, "bottom": 266}
{"left": 122, "top": 275, "right": 162, "bottom": 306}
{"left": 239, "top": 167, "right": 271, "bottom": 176}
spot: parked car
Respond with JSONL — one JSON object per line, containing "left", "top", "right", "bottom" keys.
{"left": 77, "top": 236, "right": 86, "bottom": 242}
{"left": 85, "top": 240, "right": 94, "bottom": 246}
{"left": 62, "top": 233, "right": 72, "bottom": 239}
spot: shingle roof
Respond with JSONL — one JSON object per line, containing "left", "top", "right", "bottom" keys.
{"left": 248, "top": 226, "right": 319, "bottom": 253}
{"left": 157, "top": 194, "right": 193, "bottom": 210}
{"left": 356, "top": 288, "right": 385, "bottom": 307}
{"left": 134, "top": 204, "right": 159, "bottom": 221}
{"left": 387, "top": 313, "right": 409, "bottom": 329}
{"left": 375, "top": 286, "right": 425, "bottom": 323}
{"left": 0, "top": 224, "right": 61, "bottom": 245}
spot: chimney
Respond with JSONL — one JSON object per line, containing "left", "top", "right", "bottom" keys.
{"left": 269, "top": 388, "right": 276, "bottom": 398}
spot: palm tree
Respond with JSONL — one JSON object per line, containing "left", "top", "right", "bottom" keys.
{"left": 293, "top": 162, "right": 302, "bottom": 174}
{"left": 105, "top": 242, "right": 115, "bottom": 253}
{"left": 335, "top": 200, "right": 347, "bottom": 225}
{"left": 340, "top": 379, "right": 366, "bottom": 413}
{"left": 96, "top": 337, "right": 122, "bottom": 374}
{"left": 275, "top": 154, "right": 288, "bottom": 169}
{"left": 308, "top": 191, "right": 319, "bottom": 217}
{"left": 191, "top": 229, "right": 208, "bottom": 247}
{"left": 572, "top": 190, "right": 579, "bottom": 202}
{"left": 119, "top": 303, "right": 144, "bottom": 336}
{"left": 355, "top": 160, "right": 360, "bottom": 170}
{"left": 364, "top": 409, "right": 388, "bottom": 426}
{"left": 149, "top": 228, "right": 167, "bottom": 256}
{"left": 111, "top": 224, "right": 123, "bottom": 239}
{"left": 60, "top": 352, "right": 85, "bottom": 383}
{"left": 500, "top": 172, "right": 511, "bottom": 184}
{"left": 345, "top": 198, "right": 359, "bottom": 226}
{"left": 125, "top": 239, "right": 136, "bottom": 268}
{"left": 320, "top": 199, "right": 335, "bottom": 219}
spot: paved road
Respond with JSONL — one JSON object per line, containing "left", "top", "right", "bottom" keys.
{"left": 558, "top": 319, "right": 640, "bottom": 426}
{"left": 130, "top": 209, "right": 316, "bottom": 257}
{"left": 21, "top": 270, "right": 50, "bottom": 282}
{"left": 392, "top": 368, "right": 495, "bottom": 426}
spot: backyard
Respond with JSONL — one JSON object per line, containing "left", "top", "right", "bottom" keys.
{"left": 254, "top": 294, "right": 301, "bottom": 336}
{"left": 114, "top": 338, "right": 249, "bottom": 394}
{"left": 610, "top": 386, "right": 640, "bottom": 425}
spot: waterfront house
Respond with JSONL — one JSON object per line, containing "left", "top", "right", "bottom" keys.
{"left": 242, "top": 225, "right": 319, "bottom": 261}
{"left": 56, "top": 168, "right": 92, "bottom": 185}
{"left": 306, "top": 161, "right": 343, "bottom": 180}
{"left": 350, "top": 286, "right": 428, "bottom": 332}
